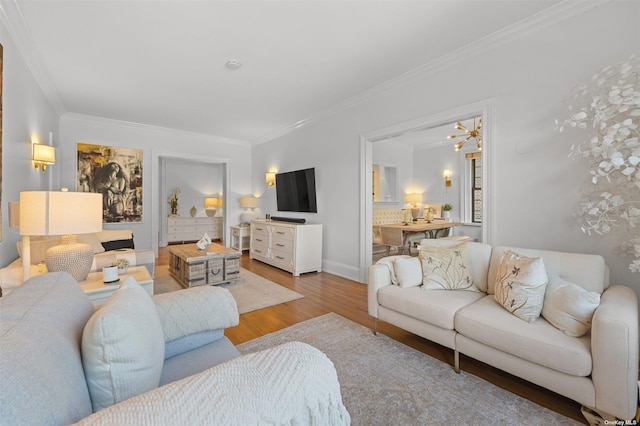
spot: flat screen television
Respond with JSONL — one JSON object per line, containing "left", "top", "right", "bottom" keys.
{"left": 275, "top": 168, "right": 318, "bottom": 213}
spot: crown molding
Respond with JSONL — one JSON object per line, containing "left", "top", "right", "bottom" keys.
{"left": 0, "top": 0, "right": 66, "bottom": 115}
{"left": 251, "top": 0, "right": 609, "bottom": 145}
{"left": 62, "top": 113, "right": 252, "bottom": 147}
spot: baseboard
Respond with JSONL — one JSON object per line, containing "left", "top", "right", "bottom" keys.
{"left": 321, "top": 259, "right": 362, "bottom": 283}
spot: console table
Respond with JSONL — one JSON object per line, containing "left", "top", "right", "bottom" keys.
{"left": 249, "top": 220, "right": 322, "bottom": 276}
{"left": 79, "top": 265, "right": 154, "bottom": 307}
{"left": 168, "top": 242, "right": 240, "bottom": 288}
{"left": 167, "top": 216, "right": 222, "bottom": 244}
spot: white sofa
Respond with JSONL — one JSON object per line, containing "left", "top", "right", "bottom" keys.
{"left": 0, "top": 272, "right": 350, "bottom": 425}
{"left": 368, "top": 239, "right": 638, "bottom": 421}
{"left": 0, "top": 229, "right": 155, "bottom": 295}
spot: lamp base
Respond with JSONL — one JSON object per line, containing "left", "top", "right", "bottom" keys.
{"left": 45, "top": 242, "right": 94, "bottom": 282}
{"left": 205, "top": 208, "right": 217, "bottom": 217}
{"left": 240, "top": 210, "right": 257, "bottom": 225}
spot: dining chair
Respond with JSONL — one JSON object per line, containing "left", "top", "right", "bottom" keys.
{"left": 380, "top": 226, "right": 407, "bottom": 256}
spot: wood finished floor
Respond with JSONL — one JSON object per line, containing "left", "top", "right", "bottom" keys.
{"left": 157, "top": 247, "right": 585, "bottom": 423}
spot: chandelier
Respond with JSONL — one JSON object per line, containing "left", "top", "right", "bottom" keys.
{"left": 448, "top": 117, "right": 482, "bottom": 151}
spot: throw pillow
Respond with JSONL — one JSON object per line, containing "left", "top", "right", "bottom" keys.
{"left": 375, "top": 255, "right": 411, "bottom": 285}
{"left": 494, "top": 250, "right": 547, "bottom": 323}
{"left": 419, "top": 243, "right": 478, "bottom": 291}
{"left": 393, "top": 257, "right": 423, "bottom": 288}
{"left": 82, "top": 277, "right": 165, "bottom": 412}
{"left": 77, "top": 233, "right": 106, "bottom": 254}
{"left": 542, "top": 276, "right": 601, "bottom": 337}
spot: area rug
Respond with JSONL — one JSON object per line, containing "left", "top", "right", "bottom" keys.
{"left": 153, "top": 265, "right": 304, "bottom": 314}
{"left": 237, "top": 313, "right": 581, "bottom": 426}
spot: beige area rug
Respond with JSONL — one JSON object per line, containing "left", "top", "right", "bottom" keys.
{"left": 237, "top": 313, "right": 581, "bottom": 426}
{"left": 153, "top": 265, "right": 304, "bottom": 314}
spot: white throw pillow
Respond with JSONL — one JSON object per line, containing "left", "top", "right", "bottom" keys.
{"left": 494, "top": 250, "right": 547, "bottom": 323}
{"left": 82, "top": 277, "right": 165, "bottom": 412}
{"left": 375, "top": 255, "right": 411, "bottom": 285}
{"left": 419, "top": 243, "right": 478, "bottom": 291}
{"left": 77, "top": 233, "right": 106, "bottom": 254}
{"left": 542, "top": 276, "right": 601, "bottom": 337}
{"left": 393, "top": 257, "right": 423, "bottom": 288}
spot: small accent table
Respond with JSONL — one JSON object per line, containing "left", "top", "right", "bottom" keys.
{"left": 168, "top": 242, "right": 241, "bottom": 288}
{"left": 230, "top": 225, "right": 251, "bottom": 252}
{"left": 79, "top": 265, "right": 154, "bottom": 307}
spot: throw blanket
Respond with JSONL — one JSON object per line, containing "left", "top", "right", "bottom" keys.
{"left": 76, "top": 341, "right": 351, "bottom": 425}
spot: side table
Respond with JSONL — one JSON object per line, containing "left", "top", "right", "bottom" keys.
{"left": 79, "top": 265, "right": 154, "bottom": 307}
{"left": 230, "top": 225, "right": 251, "bottom": 252}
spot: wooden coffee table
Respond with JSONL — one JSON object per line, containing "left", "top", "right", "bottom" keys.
{"left": 168, "top": 242, "right": 241, "bottom": 288}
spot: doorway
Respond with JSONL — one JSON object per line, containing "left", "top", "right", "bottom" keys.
{"left": 151, "top": 150, "right": 231, "bottom": 257}
{"left": 358, "top": 100, "right": 494, "bottom": 283}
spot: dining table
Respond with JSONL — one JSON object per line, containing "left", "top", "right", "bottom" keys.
{"left": 379, "top": 220, "right": 462, "bottom": 250}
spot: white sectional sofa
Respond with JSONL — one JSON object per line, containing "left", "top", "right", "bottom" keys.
{"left": 368, "top": 239, "right": 638, "bottom": 421}
{"left": 0, "top": 229, "right": 155, "bottom": 295}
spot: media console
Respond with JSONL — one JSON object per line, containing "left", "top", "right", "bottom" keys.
{"left": 249, "top": 220, "right": 322, "bottom": 276}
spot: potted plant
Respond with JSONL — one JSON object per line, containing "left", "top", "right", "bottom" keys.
{"left": 168, "top": 187, "right": 180, "bottom": 216}
{"left": 112, "top": 258, "right": 130, "bottom": 275}
{"left": 442, "top": 204, "right": 453, "bottom": 220}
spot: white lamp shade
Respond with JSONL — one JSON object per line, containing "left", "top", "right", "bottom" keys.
{"left": 19, "top": 191, "right": 102, "bottom": 236}
{"left": 240, "top": 196, "right": 258, "bottom": 209}
{"left": 32, "top": 144, "right": 56, "bottom": 164}
{"left": 204, "top": 197, "right": 218, "bottom": 207}
{"left": 405, "top": 193, "right": 422, "bottom": 204}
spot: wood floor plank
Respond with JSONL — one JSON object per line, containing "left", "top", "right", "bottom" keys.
{"left": 156, "top": 248, "right": 584, "bottom": 423}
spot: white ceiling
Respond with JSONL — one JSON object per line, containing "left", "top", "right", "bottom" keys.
{"left": 4, "top": 0, "right": 562, "bottom": 144}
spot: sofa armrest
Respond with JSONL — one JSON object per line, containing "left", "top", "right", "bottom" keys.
{"left": 368, "top": 262, "right": 393, "bottom": 318}
{"left": 75, "top": 342, "right": 351, "bottom": 425}
{"left": 153, "top": 286, "right": 238, "bottom": 345}
{"left": 591, "top": 284, "right": 638, "bottom": 420}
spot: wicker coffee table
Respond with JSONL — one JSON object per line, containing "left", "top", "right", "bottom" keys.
{"left": 168, "top": 242, "right": 241, "bottom": 288}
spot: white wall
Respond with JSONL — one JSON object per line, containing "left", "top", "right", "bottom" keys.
{"left": 0, "top": 26, "right": 59, "bottom": 267}
{"left": 59, "top": 114, "right": 252, "bottom": 252}
{"left": 252, "top": 2, "right": 640, "bottom": 296}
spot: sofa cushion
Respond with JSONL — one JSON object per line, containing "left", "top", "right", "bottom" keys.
{"left": 0, "top": 272, "right": 95, "bottom": 425}
{"left": 455, "top": 295, "right": 593, "bottom": 376}
{"left": 375, "top": 255, "right": 411, "bottom": 285}
{"left": 16, "top": 236, "right": 62, "bottom": 264}
{"left": 494, "top": 250, "right": 547, "bottom": 323}
{"left": 542, "top": 276, "right": 601, "bottom": 337}
{"left": 378, "top": 285, "right": 484, "bottom": 330}
{"left": 420, "top": 240, "right": 492, "bottom": 292}
{"left": 82, "top": 277, "right": 165, "bottom": 412}
{"left": 393, "top": 257, "right": 423, "bottom": 288}
{"left": 77, "top": 233, "right": 106, "bottom": 254}
{"left": 419, "top": 243, "right": 478, "bottom": 291}
{"left": 487, "top": 246, "right": 608, "bottom": 295}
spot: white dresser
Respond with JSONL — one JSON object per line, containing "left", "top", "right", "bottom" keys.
{"left": 167, "top": 216, "right": 222, "bottom": 243}
{"left": 249, "top": 220, "right": 322, "bottom": 276}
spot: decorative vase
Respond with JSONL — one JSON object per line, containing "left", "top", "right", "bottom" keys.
{"left": 171, "top": 205, "right": 178, "bottom": 215}
{"left": 190, "top": 206, "right": 197, "bottom": 217}
{"left": 443, "top": 211, "right": 451, "bottom": 220}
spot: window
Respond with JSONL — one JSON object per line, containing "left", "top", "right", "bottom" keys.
{"left": 464, "top": 152, "right": 482, "bottom": 223}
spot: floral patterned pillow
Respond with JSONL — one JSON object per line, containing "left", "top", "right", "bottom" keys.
{"left": 494, "top": 250, "right": 548, "bottom": 323}
{"left": 419, "top": 243, "right": 478, "bottom": 291}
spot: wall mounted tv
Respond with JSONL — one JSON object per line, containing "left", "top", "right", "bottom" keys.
{"left": 275, "top": 168, "right": 318, "bottom": 213}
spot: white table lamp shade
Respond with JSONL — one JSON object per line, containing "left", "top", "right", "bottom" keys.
{"left": 19, "top": 191, "right": 103, "bottom": 282}
{"left": 240, "top": 196, "right": 258, "bottom": 209}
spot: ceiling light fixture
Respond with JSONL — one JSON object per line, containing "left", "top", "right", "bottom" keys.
{"left": 448, "top": 117, "right": 482, "bottom": 152}
{"left": 225, "top": 60, "right": 242, "bottom": 70}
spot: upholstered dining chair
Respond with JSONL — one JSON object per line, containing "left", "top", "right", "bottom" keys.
{"left": 380, "top": 226, "right": 407, "bottom": 256}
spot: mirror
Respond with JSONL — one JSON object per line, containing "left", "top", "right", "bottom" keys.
{"left": 372, "top": 163, "right": 398, "bottom": 203}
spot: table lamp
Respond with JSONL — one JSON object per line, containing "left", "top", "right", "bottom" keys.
{"left": 239, "top": 196, "right": 258, "bottom": 225}
{"left": 20, "top": 190, "right": 102, "bottom": 282}
{"left": 204, "top": 197, "right": 218, "bottom": 217}
{"left": 406, "top": 193, "right": 422, "bottom": 218}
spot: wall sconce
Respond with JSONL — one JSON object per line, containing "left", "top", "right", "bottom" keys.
{"left": 265, "top": 171, "right": 276, "bottom": 186}
{"left": 32, "top": 144, "right": 55, "bottom": 171}
{"left": 443, "top": 170, "right": 452, "bottom": 192}
{"left": 204, "top": 197, "right": 219, "bottom": 217}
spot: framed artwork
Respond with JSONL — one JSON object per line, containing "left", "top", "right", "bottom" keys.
{"left": 77, "top": 143, "right": 143, "bottom": 223}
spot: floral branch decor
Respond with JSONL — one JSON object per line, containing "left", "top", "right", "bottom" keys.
{"left": 168, "top": 187, "right": 180, "bottom": 216}
{"left": 556, "top": 55, "right": 640, "bottom": 273}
